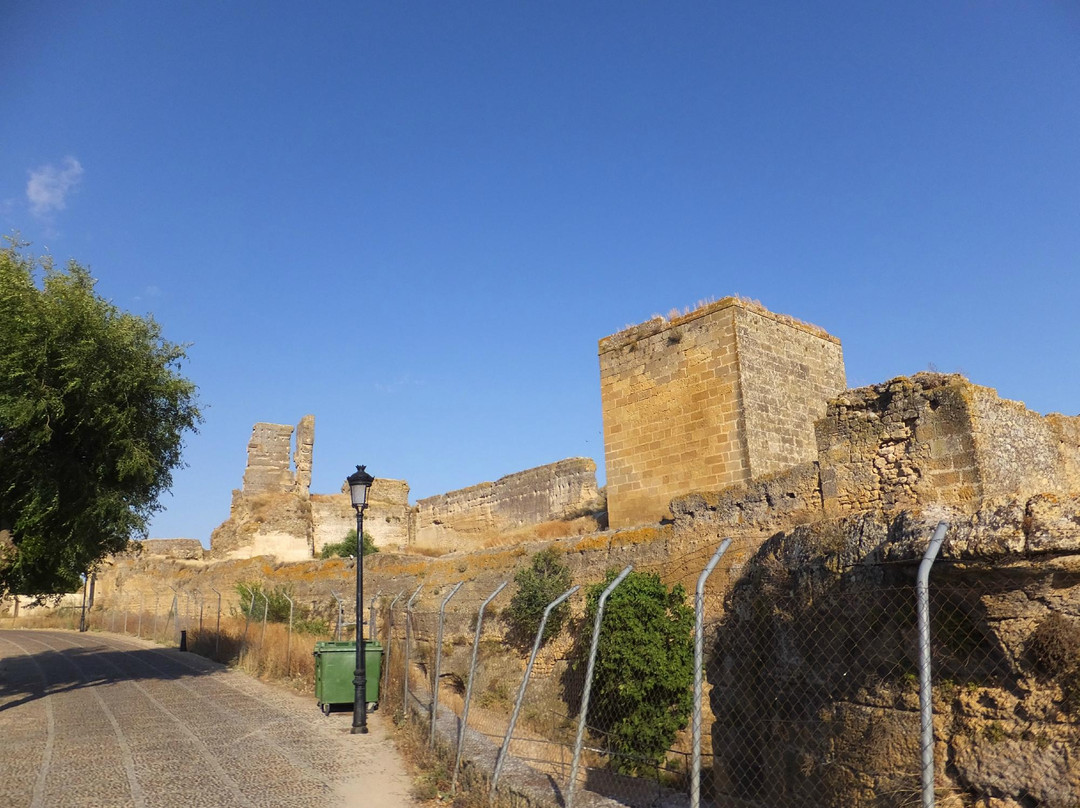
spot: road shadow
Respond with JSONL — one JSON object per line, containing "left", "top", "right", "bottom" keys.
{"left": 0, "top": 629, "right": 214, "bottom": 713}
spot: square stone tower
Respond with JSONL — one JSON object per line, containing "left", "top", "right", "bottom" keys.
{"left": 599, "top": 297, "right": 846, "bottom": 528}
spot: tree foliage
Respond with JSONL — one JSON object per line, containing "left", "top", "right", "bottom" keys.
{"left": 319, "top": 529, "right": 377, "bottom": 559}
{"left": 0, "top": 240, "right": 200, "bottom": 597}
{"left": 578, "top": 569, "right": 694, "bottom": 775}
{"left": 505, "top": 548, "right": 572, "bottom": 645}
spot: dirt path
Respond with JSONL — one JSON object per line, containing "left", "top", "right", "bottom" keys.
{"left": 0, "top": 629, "right": 416, "bottom": 808}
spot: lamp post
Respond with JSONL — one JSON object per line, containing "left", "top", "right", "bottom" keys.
{"left": 347, "top": 464, "right": 374, "bottom": 735}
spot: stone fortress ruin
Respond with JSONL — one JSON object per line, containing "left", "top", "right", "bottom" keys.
{"left": 100, "top": 295, "right": 1080, "bottom": 807}
{"left": 179, "top": 295, "right": 1077, "bottom": 564}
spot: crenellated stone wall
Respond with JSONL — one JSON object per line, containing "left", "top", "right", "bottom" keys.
{"left": 413, "top": 458, "right": 601, "bottom": 551}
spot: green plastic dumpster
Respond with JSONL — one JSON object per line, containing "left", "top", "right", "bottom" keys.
{"left": 313, "top": 640, "right": 382, "bottom": 715}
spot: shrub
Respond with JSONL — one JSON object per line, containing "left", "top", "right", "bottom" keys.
{"left": 319, "top": 529, "right": 377, "bottom": 559}
{"left": 234, "top": 582, "right": 294, "bottom": 623}
{"left": 575, "top": 569, "right": 694, "bottom": 775}
{"left": 505, "top": 548, "right": 572, "bottom": 645}
{"left": 1029, "top": 613, "right": 1080, "bottom": 713}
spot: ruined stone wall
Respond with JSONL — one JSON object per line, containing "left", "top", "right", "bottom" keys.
{"left": 599, "top": 297, "right": 844, "bottom": 529}
{"left": 969, "top": 386, "right": 1080, "bottom": 500}
{"left": 293, "top": 414, "right": 314, "bottom": 496}
{"left": 311, "top": 478, "right": 411, "bottom": 553}
{"left": 137, "top": 538, "right": 205, "bottom": 560}
{"left": 210, "top": 416, "right": 316, "bottom": 560}
{"left": 241, "top": 422, "right": 297, "bottom": 493}
{"left": 816, "top": 374, "right": 1080, "bottom": 517}
{"left": 413, "top": 458, "right": 600, "bottom": 550}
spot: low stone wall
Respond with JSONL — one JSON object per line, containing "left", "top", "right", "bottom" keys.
{"left": 413, "top": 458, "right": 601, "bottom": 551}
{"left": 138, "top": 538, "right": 205, "bottom": 560}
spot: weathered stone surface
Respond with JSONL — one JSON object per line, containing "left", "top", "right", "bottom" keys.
{"left": 137, "top": 538, "right": 205, "bottom": 560}
{"left": 817, "top": 374, "right": 1080, "bottom": 517}
{"left": 413, "top": 458, "right": 601, "bottom": 551}
{"left": 709, "top": 506, "right": 1080, "bottom": 808}
{"left": 599, "top": 297, "right": 845, "bottom": 529}
{"left": 240, "top": 422, "right": 296, "bottom": 494}
{"left": 293, "top": 414, "right": 314, "bottom": 496}
{"left": 311, "top": 478, "right": 411, "bottom": 553}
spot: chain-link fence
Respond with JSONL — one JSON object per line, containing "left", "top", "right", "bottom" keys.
{"left": 374, "top": 525, "right": 1080, "bottom": 808}
{"left": 4, "top": 520, "right": 1077, "bottom": 808}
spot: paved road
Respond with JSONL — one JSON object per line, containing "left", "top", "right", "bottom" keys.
{"left": 0, "top": 629, "right": 415, "bottom": 808}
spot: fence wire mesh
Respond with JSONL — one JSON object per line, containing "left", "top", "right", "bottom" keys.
{"left": 4, "top": 528, "right": 1078, "bottom": 808}
{"left": 375, "top": 541, "right": 1079, "bottom": 808}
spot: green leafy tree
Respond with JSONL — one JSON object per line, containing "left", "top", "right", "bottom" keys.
{"left": 319, "top": 529, "right": 377, "bottom": 559}
{"left": 505, "top": 548, "right": 572, "bottom": 645}
{"left": 0, "top": 240, "right": 200, "bottom": 598}
{"left": 577, "top": 570, "right": 694, "bottom": 775}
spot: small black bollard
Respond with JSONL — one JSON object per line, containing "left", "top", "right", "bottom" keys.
{"left": 179, "top": 630, "right": 187, "bottom": 652}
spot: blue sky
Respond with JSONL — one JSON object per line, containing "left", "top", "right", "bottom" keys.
{"left": 3, "top": 2, "right": 1078, "bottom": 544}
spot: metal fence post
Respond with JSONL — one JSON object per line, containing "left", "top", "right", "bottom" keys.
{"left": 284, "top": 591, "right": 295, "bottom": 674}
{"left": 123, "top": 596, "right": 129, "bottom": 635}
{"left": 139, "top": 592, "right": 145, "bottom": 638}
{"left": 197, "top": 590, "right": 205, "bottom": 633}
{"left": 566, "top": 564, "right": 633, "bottom": 808}
{"left": 153, "top": 592, "right": 161, "bottom": 638}
{"left": 383, "top": 591, "right": 404, "bottom": 702}
{"left": 210, "top": 587, "right": 222, "bottom": 655}
{"left": 369, "top": 591, "right": 380, "bottom": 643}
{"left": 917, "top": 521, "right": 948, "bottom": 808}
{"left": 239, "top": 584, "right": 253, "bottom": 647}
{"left": 492, "top": 584, "right": 580, "bottom": 801}
{"left": 260, "top": 589, "right": 269, "bottom": 646}
{"left": 403, "top": 584, "right": 424, "bottom": 716}
{"left": 165, "top": 586, "right": 179, "bottom": 642}
{"left": 453, "top": 581, "right": 507, "bottom": 793}
{"left": 431, "top": 581, "right": 464, "bottom": 748}
{"left": 330, "top": 589, "right": 344, "bottom": 641}
{"left": 692, "top": 539, "right": 731, "bottom": 808}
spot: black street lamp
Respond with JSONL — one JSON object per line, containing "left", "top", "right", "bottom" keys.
{"left": 347, "top": 464, "right": 374, "bottom": 734}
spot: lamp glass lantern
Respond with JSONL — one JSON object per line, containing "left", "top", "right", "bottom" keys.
{"left": 347, "top": 465, "right": 374, "bottom": 510}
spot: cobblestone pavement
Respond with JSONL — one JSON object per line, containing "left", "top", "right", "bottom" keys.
{"left": 0, "top": 629, "right": 415, "bottom": 808}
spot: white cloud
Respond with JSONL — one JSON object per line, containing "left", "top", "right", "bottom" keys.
{"left": 27, "top": 156, "right": 84, "bottom": 217}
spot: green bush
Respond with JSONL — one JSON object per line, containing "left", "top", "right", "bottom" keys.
{"left": 234, "top": 582, "right": 294, "bottom": 623}
{"left": 505, "top": 548, "right": 572, "bottom": 645}
{"left": 319, "top": 529, "right": 377, "bottom": 559}
{"left": 576, "top": 569, "right": 694, "bottom": 775}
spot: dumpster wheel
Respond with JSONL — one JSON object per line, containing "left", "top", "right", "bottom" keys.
{"left": 319, "top": 702, "right": 331, "bottom": 716}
